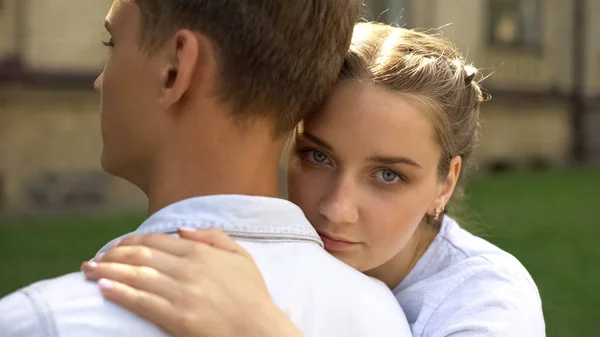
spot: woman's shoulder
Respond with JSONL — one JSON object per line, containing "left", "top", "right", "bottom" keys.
{"left": 403, "top": 216, "right": 534, "bottom": 287}
{"left": 398, "top": 217, "right": 545, "bottom": 336}
{"left": 438, "top": 217, "right": 533, "bottom": 279}
{"left": 399, "top": 221, "right": 542, "bottom": 303}
{"left": 416, "top": 262, "right": 545, "bottom": 336}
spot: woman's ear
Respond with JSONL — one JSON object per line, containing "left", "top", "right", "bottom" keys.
{"left": 430, "top": 156, "right": 462, "bottom": 215}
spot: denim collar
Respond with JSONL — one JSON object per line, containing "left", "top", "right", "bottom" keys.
{"left": 96, "top": 195, "right": 323, "bottom": 257}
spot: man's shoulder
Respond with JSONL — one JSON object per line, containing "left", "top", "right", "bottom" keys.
{"left": 243, "top": 239, "right": 387, "bottom": 287}
{"left": 291, "top": 245, "right": 411, "bottom": 336}
{"left": 244, "top": 239, "right": 397, "bottom": 295}
{"left": 304, "top": 248, "right": 407, "bottom": 320}
{"left": 241, "top": 241, "right": 411, "bottom": 336}
{"left": 0, "top": 272, "right": 165, "bottom": 337}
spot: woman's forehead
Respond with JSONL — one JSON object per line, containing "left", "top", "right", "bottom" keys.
{"left": 302, "top": 82, "right": 441, "bottom": 167}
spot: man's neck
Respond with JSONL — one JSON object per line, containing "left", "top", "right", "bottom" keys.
{"left": 144, "top": 117, "right": 286, "bottom": 216}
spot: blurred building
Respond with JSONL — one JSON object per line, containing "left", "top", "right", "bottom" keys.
{"left": 0, "top": 0, "right": 598, "bottom": 214}
{"left": 366, "top": 0, "right": 600, "bottom": 169}
{"left": 0, "top": 0, "right": 145, "bottom": 214}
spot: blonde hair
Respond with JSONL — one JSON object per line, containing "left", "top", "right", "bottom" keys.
{"left": 340, "top": 22, "right": 489, "bottom": 227}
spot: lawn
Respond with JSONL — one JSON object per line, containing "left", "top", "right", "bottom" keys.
{"left": 0, "top": 168, "right": 598, "bottom": 336}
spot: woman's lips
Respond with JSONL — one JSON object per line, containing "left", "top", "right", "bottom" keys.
{"left": 317, "top": 231, "right": 359, "bottom": 251}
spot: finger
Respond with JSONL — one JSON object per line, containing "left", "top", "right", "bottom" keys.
{"left": 82, "top": 261, "right": 183, "bottom": 304}
{"left": 118, "top": 233, "right": 210, "bottom": 258}
{"left": 178, "top": 227, "right": 253, "bottom": 259}
{"left": 96, "top": 278, "right": 183, "bottom": 337}
{"left": 99, "top": 245, "right": 192, "bottom": 281}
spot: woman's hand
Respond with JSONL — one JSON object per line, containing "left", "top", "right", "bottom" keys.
{"left": 81, "top": 228, "right": 303, "bottom": 337}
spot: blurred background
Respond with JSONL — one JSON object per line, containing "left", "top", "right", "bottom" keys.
{"left": 0, "top": 0, "right": 598, "bottom": 335}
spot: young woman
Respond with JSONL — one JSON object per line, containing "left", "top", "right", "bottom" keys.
{"left": 82, "top": 22, "right": 545, "bottom": 337}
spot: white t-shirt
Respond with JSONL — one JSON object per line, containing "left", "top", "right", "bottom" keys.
{"left": 394, "top": 216, "right": 545, "bottom": 337}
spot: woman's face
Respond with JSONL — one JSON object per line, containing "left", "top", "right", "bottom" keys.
{"left": 288, "top": 81, "right": 448, "bottom": 272}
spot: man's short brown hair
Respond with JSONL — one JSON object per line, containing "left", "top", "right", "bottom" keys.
{"left": 135, "top": 0, "right": 360, "bottom": 135}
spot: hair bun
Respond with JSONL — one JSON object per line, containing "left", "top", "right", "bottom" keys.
{"left": 464, "top": 64, "right": 477, "bottom": 86}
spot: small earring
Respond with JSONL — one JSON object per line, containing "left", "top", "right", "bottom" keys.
{"left": 434, "top": 207, "right": 444, "bottom": 221}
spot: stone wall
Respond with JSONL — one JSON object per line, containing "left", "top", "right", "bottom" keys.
{"left": 0, "top": 86, "right": 146, "bottom": 214}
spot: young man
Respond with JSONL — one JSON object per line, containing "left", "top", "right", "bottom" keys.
{"left": 0, "top": 1, "right": 411, "bottom": 336}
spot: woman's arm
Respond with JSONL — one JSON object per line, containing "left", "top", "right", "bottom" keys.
{"left": 82, "top": 228, "right": 304, "bottom": 337}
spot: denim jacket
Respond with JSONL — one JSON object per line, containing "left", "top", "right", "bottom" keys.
{"left": 0, "top": 195, "right": 410, "bottom": 337}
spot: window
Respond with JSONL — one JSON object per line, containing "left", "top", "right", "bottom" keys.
{"left": 489, "top": 0, "right": 541, "bottom": 47}
{"left": 364, "top": 0, "right": 412, "bottom": 27}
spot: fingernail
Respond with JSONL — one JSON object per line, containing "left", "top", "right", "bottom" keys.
{"left": 98, "top": 278, "right": 114, "bottom": 290}
{"left": 178, "top": 227, "right": 196, "bottom": 232}
{"left": 82, "top": 261, "right": 98, "bottom": 272}
{"left": 94, "top": 252, "right": 105, "bottom": 262}
{"left": 109, "top": 239, "right": 121, "bottom": 248}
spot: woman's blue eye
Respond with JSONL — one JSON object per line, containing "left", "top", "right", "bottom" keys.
{"left": 375, "top": 169, "right": 401, "bottom": 183}
{"left": 305, "top": 150, "right": 329, "bottom": 164}
{"left": 313, "top": 151, "right": 327, "bottom": 163}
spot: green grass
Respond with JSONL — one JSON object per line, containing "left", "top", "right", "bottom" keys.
{"left": 0, "top": 168, "right": 598, "bottom": 336}
{"left": 0, "top": 213, "right": 143, "bottom": 294}
{"left": 464, "top": 168, "right": 599, "bottom": 336}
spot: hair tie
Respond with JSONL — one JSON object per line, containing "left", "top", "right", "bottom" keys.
{"left": 464, "top": 65, "right": 477, "bottom": 86}
{"left": 465, "top": 73, "right": 475, "bottom": 86}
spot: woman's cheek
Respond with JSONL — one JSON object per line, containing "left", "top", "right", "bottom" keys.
{"left": 361, "top": 191, "right": 422, "bottom": 263}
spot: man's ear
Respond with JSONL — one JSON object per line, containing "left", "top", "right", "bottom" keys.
{"left": 158, "top": 29, "right": 216, "bottom": 108}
